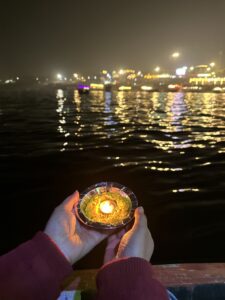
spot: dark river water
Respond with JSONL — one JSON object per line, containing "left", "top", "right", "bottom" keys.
{"left": 0, "top": 88, "right": 225, "bottom": 268}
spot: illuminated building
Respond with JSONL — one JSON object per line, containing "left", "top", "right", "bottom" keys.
{"left": 116, "top": 69, "right": 135, "bottom": 76}
{"left": 189, "top": 65, "right": 213, "bottom": 76}
{"left": 144, "top": 73, "right": 172, "bottom": 79}
{"left": 176, "top": 66, "right": 188, "bottom": 76}
{"left": 127, "top": 74, "right": 136, "bottom": 80}
{"left": 141, "top": 86, "right": 153, "bottom": 91}
{"left": 90, "top": 83, "right": 104, "bottom": 90}
{"left": 189, "top": 77, "right": 225, "bottom": 86}
{"left": 118, "top": 86, "right": 132, "bottom": 91}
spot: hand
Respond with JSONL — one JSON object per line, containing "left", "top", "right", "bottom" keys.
{"left": 104, "top": 207, "right": 154, "bottom": 263}
{"left": 45, "top": 191, "right": 108, "bottom": 265}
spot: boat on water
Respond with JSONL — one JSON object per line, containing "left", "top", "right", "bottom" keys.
{"left": 77, "top": 84, "right": 90, "bottom": 95}
{"left": 167, "top": 84, "right": 183, "bottom": 92}
{"left": 212, "top": 86, "right": 225, "bottom": 93}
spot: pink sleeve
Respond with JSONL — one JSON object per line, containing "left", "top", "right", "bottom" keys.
{"left": 0, "top": 231, "right": 72, "bottom": 300}
{"left": 96, "top": 257, "right": 169, "bottom": 300}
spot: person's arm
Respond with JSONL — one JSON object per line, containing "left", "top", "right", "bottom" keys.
{"left": 0, "top": 232, "right": 72, "bottom": 300}
{"left": 96, "top": 207, "right": 169, "bottom": 300}
{"left": 96, "top": 257, "right": 169, "bottom": 300}
{"left": 0, "top": 191, "right": 108, "bottom": 300}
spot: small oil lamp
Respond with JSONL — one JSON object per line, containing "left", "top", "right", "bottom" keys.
{"left": 76, "top": 182, "right": 138, "bottom": 230}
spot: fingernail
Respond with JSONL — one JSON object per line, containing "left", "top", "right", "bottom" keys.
{"left": 138, "top": 206, "right": 144, "bottom": 214}
{"left": 74, "top": 190, "right": 79, "bottom": 197}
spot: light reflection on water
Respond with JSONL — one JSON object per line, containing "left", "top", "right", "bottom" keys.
{"left": 1, "top": 88, "right": 225, "bottom": 263}
{"left": 55, "top": 90, "right": 225, "bottom": 187}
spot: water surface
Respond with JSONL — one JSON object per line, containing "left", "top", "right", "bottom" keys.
{"left": 0, "top": 88, "right": 225, "bottom": 267}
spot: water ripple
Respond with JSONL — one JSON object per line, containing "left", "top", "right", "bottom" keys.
{"left": 1, "top": 88, "right": 225, "bottom": 263}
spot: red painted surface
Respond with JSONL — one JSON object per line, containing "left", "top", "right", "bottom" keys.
{"left": 64, "top": 263, "right": 225, "bottom": 290}
{"left": 153, "top": 263, "right": 225, "bottom": 287}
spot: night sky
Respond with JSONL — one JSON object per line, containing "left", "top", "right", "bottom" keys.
{"left": 1, "top": 0, "right": 225, "bottom": 76}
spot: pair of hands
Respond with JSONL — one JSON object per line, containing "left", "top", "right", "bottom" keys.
{"left": 44, "top": 191, "right": 154, "bottom": 265}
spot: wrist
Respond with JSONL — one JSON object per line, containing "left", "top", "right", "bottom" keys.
{"left": 44, "top": 232, "right": 73, "bottom": 264}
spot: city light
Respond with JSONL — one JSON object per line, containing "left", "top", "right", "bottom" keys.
{"left": 5, "top": 79, "right": 14, "bottom": 84}
{"left": 141, "top": 86, "right": 153, "bottom": 91}
{"left": 212, "top": 87, "right": 223, "bottom": 92}
{"left": 57, "top": 73, "right": 63, "bottom": 80}
{"left": 90, "top": 83, "right": 104, "bottom": 90}
{"left": 168, "top": 84, "right": 181, "bottom": 90}
{"left": 104, "top": 80, "right": 111, "bottom": 85}
{"left": 190, "top": 77, "right": 225, "bottom": 85}
{"left": 127, "top": 74, "right": 136, "bottom": 80}
{"left": 4, "top": 63, "right": 224, "bottom": 91}
{"left": 78, "top": 84, "right": 90, "bottom": 91}
{"left": 176, "top": 66, "right": 188, "bottom": 76}
{"left": 118, "top": 86, "right": 132, "bottom": 91}
{"left": 172, "top": 52, "right": 180, "bottom": 58}
{"left": 144, "top": 73, "right": 172, "bottom": 79}
{"left": 197, "top": 73, "right": 211, "bottom": 78}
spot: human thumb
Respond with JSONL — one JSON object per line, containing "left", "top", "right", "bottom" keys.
{"left": 133, "top": 206, "right": 147, "bottom": 230}
{"left": 62, "top": 190, "right": 79, "bottom": 211}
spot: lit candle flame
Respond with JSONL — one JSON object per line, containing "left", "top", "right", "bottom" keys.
{"left": 100, "top": 200, "right": 115, "bottom": 214}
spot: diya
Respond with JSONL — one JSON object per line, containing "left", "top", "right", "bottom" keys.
{"left": 76, "top": 182, "right": 138, "bottom": 230}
